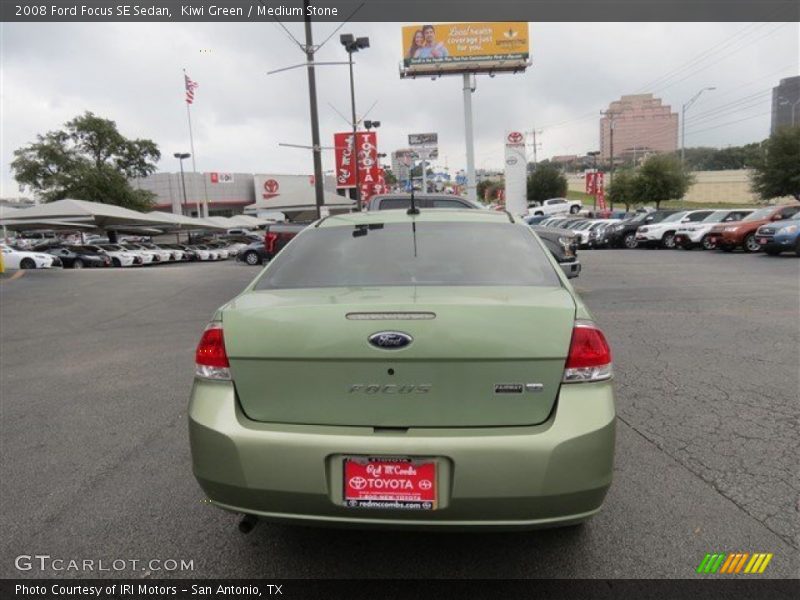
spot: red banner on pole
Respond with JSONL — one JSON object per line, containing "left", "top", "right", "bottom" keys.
{"left": 334, "top": 132, "right": 356, "bottom": 188}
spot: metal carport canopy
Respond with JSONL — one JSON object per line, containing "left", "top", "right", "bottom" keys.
{"left": 0, "top": 199, "right": 190, "bottom": 231}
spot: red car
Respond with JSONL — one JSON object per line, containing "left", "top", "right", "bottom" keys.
{"left": 706, "top": 205, "right": 800, "bottom": 253}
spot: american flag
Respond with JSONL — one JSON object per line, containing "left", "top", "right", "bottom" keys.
{"left": 184, "top": 73, "right": 199, "bottom": 104}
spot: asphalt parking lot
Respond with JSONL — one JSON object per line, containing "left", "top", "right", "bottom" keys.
{"left": 1, "top": 251, "right": 798, "bottom": 579}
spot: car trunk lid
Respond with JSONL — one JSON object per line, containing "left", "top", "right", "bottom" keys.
{"left": 223, "top": 286, "right": 576, "bottom": 428}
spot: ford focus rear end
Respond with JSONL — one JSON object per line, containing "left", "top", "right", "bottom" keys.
{"left": 188, "top": 211, "right": 615, "bottom": 530}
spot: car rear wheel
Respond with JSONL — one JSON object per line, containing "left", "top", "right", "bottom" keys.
{"left": 72, "top": 258, "right": 84, "bottom": 269}
{"left": 244, "top": 251, "right": 261, "bottom": 266}
{"left": 569, "top": 205, "right": 580, "bottom": 214}
{"left": 19, "top": 258, "right": 36, "bottom": 269}
{"left": 661, "top": 232, "right": 676, "bottom": 249}
{"left": 795, "top": 239, "right": 800, "bottom": 257}
{"left": 112, "top": 257, "right": 121, "bottom": 267}
{"left": 743, "top": 234, "right": 760, "bottom": 253}
{"left": 701, "top": 236, "right": 716, "bottom": 251}
{"left": 623, "top": 232, "right": 638, "bottom": 249}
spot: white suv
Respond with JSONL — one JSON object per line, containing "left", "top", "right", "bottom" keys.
{"left": 635, "top": 210, "right": 715, "bottom": 248}
{"left": 674, "top": 209, "right": 753, "bottom": 250}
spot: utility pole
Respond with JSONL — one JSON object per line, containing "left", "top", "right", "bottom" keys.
{"left": 303, "top": 0, "right": 325, "bottom": 219}
{"left": 530, "top": 128, "right": 542, "bottom": 165}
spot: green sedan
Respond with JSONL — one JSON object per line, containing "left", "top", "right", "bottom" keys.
{"left": 189, "top": 209, "right": 615, "bottom": 530}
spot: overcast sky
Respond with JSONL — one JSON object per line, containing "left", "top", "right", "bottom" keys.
{"left": 1, "top": 21, "right": 797, "bottom": 197}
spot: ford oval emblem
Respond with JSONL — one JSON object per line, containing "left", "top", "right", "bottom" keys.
{"left": 368, "top": 331, "right": 413, "bottom": 349}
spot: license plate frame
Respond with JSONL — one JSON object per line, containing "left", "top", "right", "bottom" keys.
{"left": 343, "top": 456, "right": 437, "bottom": 510}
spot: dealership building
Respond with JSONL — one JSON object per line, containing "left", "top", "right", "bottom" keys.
{"left": 130, "top": 172, "right": 351, "bottom": 220}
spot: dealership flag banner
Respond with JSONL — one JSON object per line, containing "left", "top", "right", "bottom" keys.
{"left": 334, "top": 132, "right": 380, "bottom": 203}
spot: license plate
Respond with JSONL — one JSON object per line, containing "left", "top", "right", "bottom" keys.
{"left": 343, "top": 457, "right": 436, "bottom": 510}
{"left": 758, "top": 238, "right": 768, "bottom": 244}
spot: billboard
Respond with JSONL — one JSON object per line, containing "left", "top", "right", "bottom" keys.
{"left": 409, "top": 133, "right": 438, "bottom": 147}
{"left": 401, "top": 22, "right": 529, "bottom": 76}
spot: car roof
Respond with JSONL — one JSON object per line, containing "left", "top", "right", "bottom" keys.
{"left": 317, "top": 209, "right": 514, "bottom": 229}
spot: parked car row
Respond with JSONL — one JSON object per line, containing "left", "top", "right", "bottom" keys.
{"left": 1, "top": 238, "right": 252, "bottom": 269}
{"left": 537, "top": 204, "right": 800, "bottom": 256}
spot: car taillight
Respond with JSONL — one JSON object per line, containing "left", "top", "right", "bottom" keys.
{"left": 195, "top": 322, "right": 231, "bottom": 380}
{"left": 562, "top": 320, "right": 613, "bottom": 383}
{"left": 265, "top": 232, "right": 278, "bottom": 254}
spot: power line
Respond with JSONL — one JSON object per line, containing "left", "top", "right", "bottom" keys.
{"left": 684, "top": 111, "right": 772, "bottom": 137}
{"left": 632, "top": 21, "right": 768, "bottom": 94}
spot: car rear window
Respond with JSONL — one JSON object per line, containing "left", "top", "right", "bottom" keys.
{"left": 254, "top": 222, "right": 561, "bottom": 289}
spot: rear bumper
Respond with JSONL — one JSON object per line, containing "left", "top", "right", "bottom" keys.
{"left": 188, "top": 379, "right": 615, "bottom": 530}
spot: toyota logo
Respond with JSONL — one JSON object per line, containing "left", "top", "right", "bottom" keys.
{"left": 419, "top": 480, "right": 432, "bottom": 490}
{"left": 264, "top": 179, "right": 279, "bottom": 193}
{"left": 349, "top": 476, "right": 367, "bottom": 490}
{"left": 507, "top": 131, "right": 524, "bottom": 144}
{"left": 368, "top": 331, "right": 413, "bottom": 349}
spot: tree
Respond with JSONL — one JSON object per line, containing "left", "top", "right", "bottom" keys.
{"left": 11, "top": 112, "right": 160, "bottom": 210}
{"left": 527, "top": 164, "right": 568, "bottom": 203}
{"left": 750, "top": 127, "right": 800, "bottom": 202}
{"left": 632, "top": 154, "right": 694, "bottom": 209}
{"left": 607, "top": 168, "right": 638, "bottom": 211}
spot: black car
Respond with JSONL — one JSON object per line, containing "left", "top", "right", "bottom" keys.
{"left": 530, "top": 226, "right": 581, "bottom": 279}
{"left": 44, "top": 245, "right": 111, "bottom": 269}
{"left": 237, "top": 241, "right": 270, "bottom": 266}
{"left": 605, "top": 210, "right": 678, "bottom": 249}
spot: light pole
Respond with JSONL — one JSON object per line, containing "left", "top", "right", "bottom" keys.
{"left": 682, "top": 87, "right": 715, "bottom": 163}
{"left": 174, "top": 152, "right": 191, "bottom": 216}
{"left": 340, "top": 34, "right": 370, "bottom": 211}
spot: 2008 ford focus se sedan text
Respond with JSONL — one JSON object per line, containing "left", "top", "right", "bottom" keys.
{"left": 188, "top": 209, "right": 615, "bottom": 530}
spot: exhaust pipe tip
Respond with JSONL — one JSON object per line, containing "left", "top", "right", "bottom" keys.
{"left": 238, "top": 514, "right": 258, "bottom": 534}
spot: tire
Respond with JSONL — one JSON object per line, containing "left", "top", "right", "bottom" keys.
{"left": 112, "top": 257, "right": 121, "bottom": 267}
{"left": 661, "top": 232, "right": 676, "bottom": 249}
{"left": 796, "top": 239, "right": 800, "bottom": 258}
{"left": 19, "top": 258, "right": 36, "bottom": 269}
{"left": 244, "top": 251, "right": 261, "bottom": 266}
{"left": 701, "top": 236, "right": 716, "bottom": 251}
{"left": 743, "top": 233, "right": 760, "bottom": 253}
{"left": 72, "top": 258, "right": 84, "bottom": 269}
{"left": 569, "top": 205, "right": 580, "bottom": 214}
{"left": 534, "top": 211, "right": 543, "bottom": 216}
{"left": 623, "top": 232, "right": 638, "bottom": 249}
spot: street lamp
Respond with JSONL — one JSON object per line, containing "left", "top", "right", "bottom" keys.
{"left": 681, "top": 87, "right": 715, "bottom": 163}
{"left": 364, "top": 120, "right": 381, "bottom": 130}
{"left": 173, "top": 152, "right": 191, "bottom": 215}
{"left": 340, "top": 33, "right": 370, "bottom": 211}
